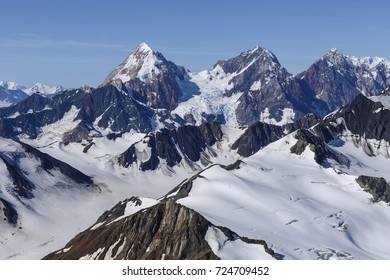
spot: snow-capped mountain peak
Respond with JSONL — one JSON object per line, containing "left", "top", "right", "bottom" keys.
{"left": 24, "top": 82, "right": 64, "bottom": 95}
{"left": 322, "top": 48, "right": 348, "bottom": 66}
{"left": 214, "top": 45, "right": 281, "bottom": 75}
{"left": 0, "top": 80, "right": 24, "bottom": 91}
{"left": 349, "top": 55, "right": 389, "bottom": 68}
{"left": 0, "top": 80, "right": 63, "bottom": 107}
{"left": 136, "top": 42, "right": 153, "bottom": 54}
{"left": 103, "top": 42, "right": 167, "bottom": 84}
{"left": 0, "top": 80, "right": 63, "bottom": 95}
{"left": 102, "top": 43, "right": 189, "bottom": 110}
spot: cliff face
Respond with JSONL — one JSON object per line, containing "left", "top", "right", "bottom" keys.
{"left": 118, "top": 122, "right": 223, "bottom": 171}
{"left": 44, "top": 195, "right": 279, "bottom": 260}
{"left": 44, "top": 199, "right": 219, "bottom": 260}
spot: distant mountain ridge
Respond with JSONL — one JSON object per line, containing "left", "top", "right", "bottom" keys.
{"left": 297, "top": 48, "right": 390, "bottom": 112}
{"left": 104, "top": 43, "right": 390, "bottom": 127}
{"left": 0, "top": 81, "right": 64, "bottom": 107}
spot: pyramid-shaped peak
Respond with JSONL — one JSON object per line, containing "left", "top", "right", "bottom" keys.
{"left": 135, "top": 42, "right": 154, "bottom": 54}
{"left": 330, "top": 47, "right": 340, "bottom": 53}
{"left": 325, "top": 48, "right": 344, "bottom": 58}
{"left": 320, "top": 48, "right": 348, "bottom": 66}
{"left": 242, "top": 45, "right": 271, "bottom": 56}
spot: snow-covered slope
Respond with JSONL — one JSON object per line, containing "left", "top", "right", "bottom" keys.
{"left": 0, "top": 81, "right": 64, "bottom": 96}
{"left": 175, "top": 135, "right": 390, "bottom": 259}
{"left": 40, "top": 126, "right": 390, "bottom": 260}
{"left": 103, "top": 44, "right": 390, "bottom": 128}
{"left": 0, "top": 86, "right": 28, "bottom": 107}
{"left": 35, "top": 90, "right": 390, "bottom": 260}
{"left": 23, "top": 83, "right": 64, "bottom": 96}
{"left": 0, "top": 133, "right": 193, "bottom": 260}
{"left": 173, "top": 46, "right": 308, "bottom": 126}
{"left": 297, "top": 49, "right": 390, "bottom": 112}
{"left": 2, "top": 43, "right": 390, "bottom": 260}
{"left": 102, "top": 43, "right": 190, "bottom": 110}
{"left": 0, "top": 81, "right": 64, "bottom": 108}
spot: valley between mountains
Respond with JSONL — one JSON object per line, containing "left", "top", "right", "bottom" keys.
{"left": 1, "top": 43, "right": 390, "bottom": 260}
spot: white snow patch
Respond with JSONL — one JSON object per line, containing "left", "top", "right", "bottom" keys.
{"left": 260, "top": 108, "right": 295, "bottom": 125}
{"left": 177, "top": 134, "right": 390, "bottom": 259}
{"left": 369, "top": 95, "right": 390, "bottom": 110}
{"left": 80, "top": 247, "right": 105, "bottom": 260}
{"left": 205, "top": 226, "right": 274, "bottom": 260}
{"left": 250, "top": 80, "right": 262, "bottom": 91}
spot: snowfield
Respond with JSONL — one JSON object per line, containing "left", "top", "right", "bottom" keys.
{"left": 177, "top": 134, "right": 390, "bottom": 259}
{"left": 2, "top": 124, "right": 390, "bottom": 259}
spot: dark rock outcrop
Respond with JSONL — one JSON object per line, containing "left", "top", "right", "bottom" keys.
{"left": 44, "top": 199, "right": 219, "bottom": 260}
{"left": 0, "top": 84, "right": 156, "bottom": 139}
{"left": 102, "top": 43, "right": 198, "bottom": 110}
{"left": 320, "top": 94, "right": 390, "bottom": 143}
{"left": 43, "top": 198, "right": 278, "bottom": 260}
{"left": 216, "top": 46, "right": 324, "bottom": 126}
{"left": 18, "top": 141, "right": 93, "bottom": 185}
{"left": 0, "top": 140, "right": 94, "bottom": 204}
{"left": 297, "top": 49, "right": 390, "bottom": 112}
{"left": 0, "top": 198, "right": 18, "bottom": 225}
{"left": 283, "top": 113, "right": 321, "bottom": 134}
{"left": 82, "top": 142, "right": 95, "bottom": 153}
{"left": 0, "top": 152, "right": 35, "bottom": 198}
{"left": 231, "top": 122, "right": 285, "bottom": 157}
{"left": 118, "top": 122, "right": 223, "bottom": 171}
{"left": 0, "top": 86, "right": 29, "bottom": 107}
{"left": 290, "top": 129, "right": 350, "bottom": 167}
{"left": 62, "top": 121, "right": 101, "bottom": 145}
{"left": 356, "top": 175, "right": 390, "bottom": 203}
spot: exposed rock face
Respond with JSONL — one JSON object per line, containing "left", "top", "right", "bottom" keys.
{"left": 118, "top": 122, "right": 223, "bottom": 171}
{"left": 0, "top": 198, "right": 18, "bottom": 225}
{"left": 218, "top": 47, "right": 290, "bottom": 97}
{"left": 43, "top": 197, "right": 279, "bottom": 260}
{"left": 382, "top": 87, "right": 390, "bottom": 95}
{"left": 325, "top": 95, "right": 390, "bottom": 142}
{"left": 283, "top": 113, "right": 321, "bottom": 133}
{"left": 0, "top": 151, "right": 35, "bottom": 199}
{"left": 215, "top": 46, "right": 323, "bottom": 125}
{"left": 102, "top": 43, "right": 194, "bottom": 110}
{"left": 356, "top": 176, "right": 390, "bottom": 203}
{"left": 18, "top": 141, "right": 94, "bottom": 185}
{"left": 297, "top": 49, "right": 359, "bottom": 112}
{"left": 231, "top": 122, "right": 285, "bottom": 157}
{"left": 44, "top": 199, "right": 219, "bottom": 260}
{"left": 62, "top": 121, "right": 101, "bottom": 145}
{"left": 0, "top": 86, "right": 29, "bottom": 107}
{"left": 297, "top": 49, "right": 390, "bottom": 112}
{"left": 230, "top": 114, "right": 320, "bottom": 158}
{"left": 290, "top": 129, "right": 349, "bottom": 167}
{"left": 0, "top": 140, "right": 93, "bottom": 199}
{"left": 0, "top": 84, "right": 156, "bottom": 139}
{"left": 0, "top": 139, "right": 95, "bottom": 226}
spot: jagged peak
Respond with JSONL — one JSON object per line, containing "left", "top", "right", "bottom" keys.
{"left": 319, "top": 48, "right": 348, "bottom": 66}
{"left": 214, "top": 45, "right": 281, "bottom": 75}
{"left": 102, "top": 43, "right": 166, "bottom": 84}
{"left": 242, "top": 45, "right": 277, "bottom": 60}
{"left": 348, "top": 55, "right": 390, "bottom": 69}
{"left": 324, "top": 47, "right": 344, "bottom": 58}
{"left": 134, "top": 42, "right": 154, "bottom": 54}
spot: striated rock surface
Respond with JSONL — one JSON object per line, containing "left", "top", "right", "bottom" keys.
{"left": 356, "top": 176, "right": 390, "bottom": 203}
{"left": 43, "top": 197, "right": 279, "bottom": 260}
{"left": 118, "top": 122, "right": 223, "bottom": 171}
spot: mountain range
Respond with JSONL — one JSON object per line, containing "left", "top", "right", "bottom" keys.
{"left": 1, "top": 43, "right": 390, "bottom": 260}
{"left": 0, "top": 81, "right": 64, "bottom": 107}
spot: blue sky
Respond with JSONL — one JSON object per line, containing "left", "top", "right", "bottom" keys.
{"left": 1, "top": 0, "right": 389, "bottom": 88}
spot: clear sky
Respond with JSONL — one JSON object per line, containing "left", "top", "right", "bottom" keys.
{"left": 1, "top": 0, "right": 389, "bottom": 88}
